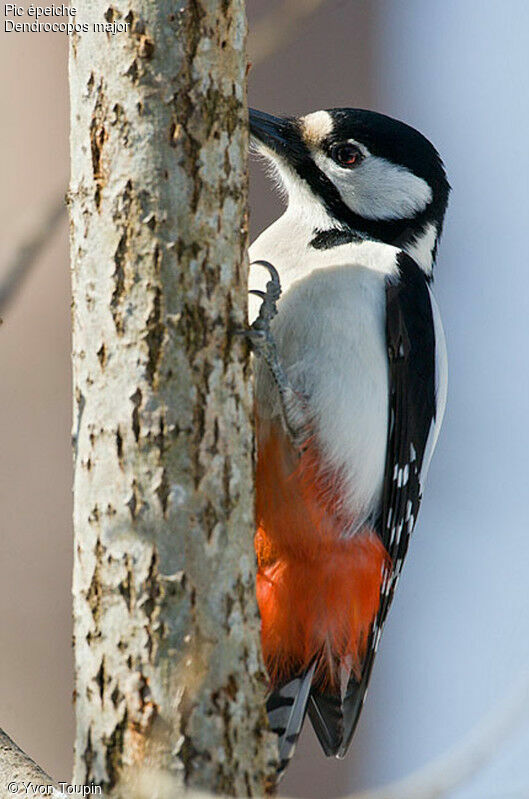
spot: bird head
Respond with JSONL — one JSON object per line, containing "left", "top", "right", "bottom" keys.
{"left": 249, "top": 107, "right": 450, "bottom": 276}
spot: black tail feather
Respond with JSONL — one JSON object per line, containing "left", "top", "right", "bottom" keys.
{"left": 308, "top": 692, "right": 343, "bottom": 755}
{"left": 338, "top": 671, "right": 371, "bottom": 758}
{"left": 308, "top": 659, "right": 376, "bottom": 759}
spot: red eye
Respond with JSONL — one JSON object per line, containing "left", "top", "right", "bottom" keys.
{"left": 331, "top": 143, "right": 362, "bottom": 167}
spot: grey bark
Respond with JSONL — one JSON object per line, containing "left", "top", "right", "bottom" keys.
{"left": 69, "top": 1, "right": 277, "bottom": 795}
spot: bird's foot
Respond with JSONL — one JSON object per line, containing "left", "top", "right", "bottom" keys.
{"left": 244, "top": 260, "right": 282, "bottom": 362}
{"left": 238, "top": 260, "right": 283, "bottom": 374}
{"left": 240, "top": 261, "right": 310, "bottom": 451}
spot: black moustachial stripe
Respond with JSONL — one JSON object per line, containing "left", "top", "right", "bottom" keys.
{"left": 297, "top": 151, "right": 443, "bottom": 258}
{"left": 310, "top": 227, "right": 364, "bottom": 249}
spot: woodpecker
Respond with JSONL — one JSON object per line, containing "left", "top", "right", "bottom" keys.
{"left": 245, "top": 107, "right": 450, "bottom": 772}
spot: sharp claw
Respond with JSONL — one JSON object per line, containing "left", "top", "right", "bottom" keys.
{"left": 251, "top": 259, "right": 281, "bottom": 286}
{"left": 243, "top": 261, "right": 282, "bottom": 346}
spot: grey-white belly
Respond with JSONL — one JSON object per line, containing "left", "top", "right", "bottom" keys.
{"left": 255, "top": 264, "right": 389, "bottom": 527}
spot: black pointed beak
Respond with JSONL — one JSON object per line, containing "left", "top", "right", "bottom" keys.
{"left": 249, "top": 108, "right": 303, "bottom": 164}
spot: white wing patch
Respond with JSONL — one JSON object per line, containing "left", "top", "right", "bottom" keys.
{"left": 421, "top": 289, "right": 448, "bottom": 486}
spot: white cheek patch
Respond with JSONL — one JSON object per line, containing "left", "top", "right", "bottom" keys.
{"left": 300, "top": 110, "right": 333, "bottom": 146}
{"left": 313, "top": 148, "right": 433, "bottom": 221}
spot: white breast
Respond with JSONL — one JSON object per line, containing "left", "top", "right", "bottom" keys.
{"left": 250, "top": 219, "right": 398, "bottom": 529}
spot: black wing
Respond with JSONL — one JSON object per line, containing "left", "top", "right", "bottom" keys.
{"left": 310, "top": 253, "right": 439, "bottom": 757}
{"left": 379, "top": 253, "right": 437, "bottom": 575}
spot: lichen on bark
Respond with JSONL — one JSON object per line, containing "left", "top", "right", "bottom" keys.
{"left": 69, "top": 1, "right": 277, "bottom": 794}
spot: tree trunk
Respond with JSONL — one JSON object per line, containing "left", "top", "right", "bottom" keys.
{"left": 69, "top": 1, "right": 277, "bottom": 795}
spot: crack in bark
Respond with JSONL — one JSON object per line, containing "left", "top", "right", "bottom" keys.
{"left": 130, "top": 388, "right": 142, "bottom": 443}
{"left": 145, "top": 286, "right": 164, "bottom": 387}
{"left": 86, "top": 539, "right": 104, "bottom": 624}
{"left": 103, "top": 710, "right": 127, "bottom": 789}
{"left": 90, "top": 81, "right": 108, "bottom": 210}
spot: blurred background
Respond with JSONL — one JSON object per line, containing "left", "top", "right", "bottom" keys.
{"left": 1, "top": 1, "right": 528, "bottom": 796}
